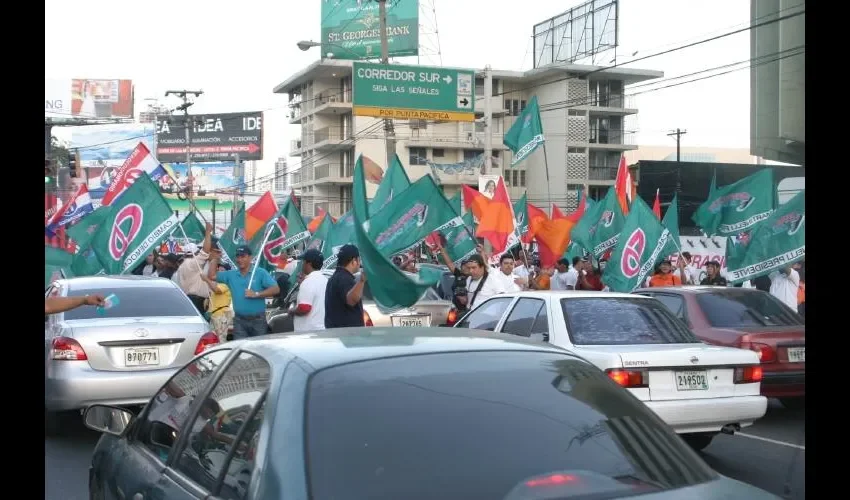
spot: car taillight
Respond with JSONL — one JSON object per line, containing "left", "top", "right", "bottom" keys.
{"left": 446, "top": 308, "right": 459, "bottom": 326}
{"left": 195, "top": 331, "right": 220, "bottom": 355}
{"left": 525, "top": 473, "right": 578, "bottom": 488}
{"left": 734, "top": 366, "right": 763, "bottom": 384}
{"left": 740, "top": 341, "right": 776, "bottom": 363}
{"left": 606, "top": 369, "right": 648, "bottom": 388}
{"left": 363, "top": 311, "right": 374, "bottom": 327}
{"left": 51, "top": 336, "right": 88, "bottom": 361}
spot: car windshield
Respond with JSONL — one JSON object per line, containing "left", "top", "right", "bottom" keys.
{"left": 561, "top": 297, "right": 700, "bottom": 345}
{"left": 64, "top": 286, "right": 199, "bottom": 320}
{"left": 306, "top": 352, "right": 717, "bottom": 500}
{"left": 695, "top": 290, "right": 803, "bottom": 328}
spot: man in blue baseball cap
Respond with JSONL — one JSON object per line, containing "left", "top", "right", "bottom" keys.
{"left": 207, "top": 245, "right": 279, "bottom": 339}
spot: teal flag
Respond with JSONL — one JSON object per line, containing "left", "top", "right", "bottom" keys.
{"left": 71, "top": 244, "right": 106, "bottom": 277}
{"left": 571, "top": 188, "right": 626, "bottom": 258}
{"left": 365, "top": 174, "right": 463, "bottom": 258}
{"left": 443, "top": 212, "right": 477, "bottom": 266}
{"left": 603, "top": 196, "right": 681, "bottom": 293}
{"left": 725, "top": 191, "right": 805, "bottom": 284}
{"left": 66, "top": 205, "right": 114, "bottom": 250}
{"left": 692, "top": 169, "right": 775, "bottom": 237}
{"left": 90, "top": 173, "right": 179, "bottom": 275}
{"left": 513, "top": 193, "right": 529, "bottom": 239}
{"left": 353, "top": 155, "right": 443, "bottom": 312}
{"left": 369, "top": 154, "right": 411, "bottom": 217}
{"left": 218, "top": 206, "right": 249, "bottom": 268}
{"left": 257, "top": 199, "right": 312, "bottom": 272}
{"left": 46, "top": 245, "right": 74, "bottom": 287}
{"left": 172, "top": 211, "right": 206, "bottom": 244}
{"left": 504, "top": 95, "right": 545, "bottom": 166}
{"left": 323, "top": 210, "right": 355, "bottom": 269}
{"left": 289, "top": 213, "right": 335, "bottom": 289}
{"left": 448, "top": 192, "right": 462, "bottom": 215}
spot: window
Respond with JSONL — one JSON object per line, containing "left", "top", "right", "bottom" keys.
{"left": 695, "top": 290, "right": 803, "bottom": 328}
{"left": 135, "top": 349, "right": 232, "bottom": 463}
{"left": 455, "top": 297, "right": 513, "bottom": 330}
{"left": 409, "top": 147, "right": 427, "bottom": 166}
{"left": 519, "top": 170, "right": 526, "bottom": 187}
{"left": 306, "top": 352, "right": 718, "bottom": 500}
{"left": 502, "top": 298, "right": 548, "bottom": 339}
{"left": 568, "top": 109, "right": 587, "bottom": 116}
{"left": 561, "top": 297, "right": 700, "bottom": 345}
{"left": 567, "top": 147, "right": 585, "bottom": 154}
{"left": 432, "top": 148, "right": 445, "bottom": 158}
{"left": 463, "top": 149, "right": 481, "bottom": 161}
{"left": 567, "top": 183, "right": 584, "bottom": 192}
{"left": 174, "top": 352, "right": 271, "bottom": 498}
{"left": 651, "top": 294, "right": 687, "bottom": 320}
{"left": 65, "top": 285, "right": 199, "bottom": 320}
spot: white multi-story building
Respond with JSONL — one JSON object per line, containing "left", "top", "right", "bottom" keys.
{"left": 274, "top": 59, "right": 662, "bottom": 218}
{"left": 274, "top": 156, "right": 289, "bottom": 194}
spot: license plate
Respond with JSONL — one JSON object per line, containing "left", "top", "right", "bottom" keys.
{"left": 675, "top": 371, "right": 709, "bottom": 391}
{"left": 125, "top": 347, "right": 160, "bottom": 367}
{"left": 391, "top": 314, "right": 431, "bottom": 327}
{"left": 787, "top": 347, "right": 805, "bottom": 363}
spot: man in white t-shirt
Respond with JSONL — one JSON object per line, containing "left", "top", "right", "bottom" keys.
{"left": 769, "top": 266, "right": 800, "bottom": 311}
{"left": 466, "top": 254, "right": 507, "bottom": 310}
{"left": 493, "top": 254, "right": 522, "bottom": 293}
{"left": 512, "top": 251, "right": 531, "bottom": 289}
{"left": 679, "top": 252, "right": 703, "bottom": 285}
{"left": 551, "top": 258, "right": 572, "bottom": 290}
{"left": 290, "top": 249, "right": 329, "bottom": 332}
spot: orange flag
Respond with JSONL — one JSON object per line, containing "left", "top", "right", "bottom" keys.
{"left": 523, "top": 202, "right": 549, "bottom": 244}
{"left": 244, "top": 191, "right": 278, "bottom": 241}
{"left": 307, "top": 207, "right": 335, "bottom": 233}
{"left": 536, "top": 218, "right": 575, "bottom": 269}
{"left": 614, "top": 155, "right": 636, "bottom": 216}
{"left": 462, "top": 184, "right": 490, "bottom": 221}
{"left": 652, "top": 189, "right": 662, "bottom": 220}
{"left": 475, "top": 177, "right": 514, "bottom": 254}
{"left": 552, "top": 204, "right": 566, "bottom": 220}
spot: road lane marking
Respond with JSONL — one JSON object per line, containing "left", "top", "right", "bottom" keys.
{"left": 736, "top": 432, "right": 805, "bottom": 451}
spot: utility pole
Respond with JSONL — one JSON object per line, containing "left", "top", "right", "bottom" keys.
{"left": 482, "top": 65, "right": 493, "bottom": 175}
{"left": 667, "top": 128, "right": 687, "bottom": 162}
{"left": 165, "top": 90, "right": 203, "bottom": 201}
{"left": 377, "top": 0, "right": 396, "bottom": 167}
{"left": 233, "top": 153, "right": 241, "bottom": 220}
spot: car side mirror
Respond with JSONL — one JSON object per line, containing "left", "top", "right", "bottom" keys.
{"left": 84, "top": 404, "right": 134, "bottom": 436}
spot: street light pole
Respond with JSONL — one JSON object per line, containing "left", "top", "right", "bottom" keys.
{"left": 377, "top": 0, "right": 396, "bottom": 169}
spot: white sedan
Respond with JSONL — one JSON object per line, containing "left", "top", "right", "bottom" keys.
{"left": 454, "top": 290, "right": 768, "bottom": 450}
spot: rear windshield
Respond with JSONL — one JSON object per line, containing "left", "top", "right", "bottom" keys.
{"left": 64, "top": 285, "right": 199, "bottom": 320}
{"left": 696, "top": 290, "right": 803, "bottom": 328}
{"left": 306, "top": 352, "right": 716, "bottom": 500}
{"left": 561, "top": 297, "right": 699, "bottom": 345}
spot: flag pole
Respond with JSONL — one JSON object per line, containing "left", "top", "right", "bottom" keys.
{"left": 177, "top": 222, "right": 205, "bottom": 274}
{"left": 247, "top": 222, "right": 275, "bottom": 289}
{"left": 541, "top": 144, "right": 554, "bottom": 217}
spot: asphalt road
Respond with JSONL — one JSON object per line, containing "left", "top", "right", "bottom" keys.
{"left": 46, "top": 399, "right": 805, "bottom": 500}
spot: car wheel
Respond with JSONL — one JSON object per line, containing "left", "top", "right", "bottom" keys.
{"left": 682, "top": 433, "right": 715, "bottom": 451}
{"left": 780, "top": 397, "right": 805, "bottom": 410}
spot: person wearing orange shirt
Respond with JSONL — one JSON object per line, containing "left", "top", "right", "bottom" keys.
{"left": 649, "top": 260, "right": 683, "bottom": 287}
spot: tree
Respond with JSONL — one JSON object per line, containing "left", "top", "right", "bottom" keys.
{"left": 49, "top": 136, "right": 71, "bottom": 168}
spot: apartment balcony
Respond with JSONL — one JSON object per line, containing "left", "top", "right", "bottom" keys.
{"left": 314, "top": 201, "right": 350, "bottom": 219}
{"left": 588, "top": 129, "right": 638, "bottom": 151}
{"left": 290, "top": 139, "right": 303, "bottom": 157}
{"left": 432, "top": 170, "right": 480, "bottom": 186}
{"left": 574, "top": 93, "right": 638, "bottom": 116}
{"left": 291, "top": 171, "right": 301, "bottom": 185}
{"left": 291, "top": 163, "right": 353, "bottom": 188}
{"left": 288, "top": 102, "right": 302, "bottom": 124}
{"left": 313, "top": 91, "right": 352, "bottom": 116}
{"left": 312, "top": 126, "right": 355, "bottom": 152}
{"left": 588, "top": 165, "right": 618, "bottom": 181}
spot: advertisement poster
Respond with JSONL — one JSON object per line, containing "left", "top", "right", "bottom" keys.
{"left": 155, "top": 112, "right": 264, "bottom": 161}
{"left": 160, "top": 162, "right": 245, "bottom": 201}
{"left": 478, "top": 175, "right": 500, "bottom": 199}
{"left": 320, "top": 0, "right": 419, "bottom": 60}
{"left": 45, "top": 78, "right": 134, "bottom": 118}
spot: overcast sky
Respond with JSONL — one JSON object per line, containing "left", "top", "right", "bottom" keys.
{"left": 46, "top": 0, "right": 752, "bottom": 178}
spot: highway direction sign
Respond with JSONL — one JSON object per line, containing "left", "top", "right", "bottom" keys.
{"left": 352, "top": 62, "right": 476, "bottom": 122}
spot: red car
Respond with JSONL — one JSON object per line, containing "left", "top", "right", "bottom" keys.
{"left": 633, "top": 286, "right": 804, "bottom": 409}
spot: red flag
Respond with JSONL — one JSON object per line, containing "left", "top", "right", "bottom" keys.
{"left": 245, "top": 192, "right": 278, "bottom": 241}
{"left": 652, "top": 189, "right": 662, "bottom": 220}
{"left": 102, "top": 143, "right": 164, "bottom": 206}
{"left": 307, "top": 207, "right": 333, "bottom": 233}
{"left": 462, "top": 184, "right": 490, "bottom": 221}
{"left": 536, "top": 218, "right": 576, "bottom": 268}
{"left": 614, "top": 155, "right": 636, "bottom": 216}
{"left": 475, "top": 177, "right": 514, "bottom": 254}
{"left": 522, "top": 203, "right": 549, "bottom": 244}
{"left": 551, "top": 204, "right": 566, "bottom": 220}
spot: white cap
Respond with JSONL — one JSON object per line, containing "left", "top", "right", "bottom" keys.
{"left": 183, "top": 243, "right": 199, "bottom": 254}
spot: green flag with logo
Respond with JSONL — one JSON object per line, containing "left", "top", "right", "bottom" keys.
{"left": 218, "top": 206, "right": 247, "bottom": 268}
{"left": 513, "top": 193, "right": 529, "bottom": 239}
{"left": 443, "top": 212, "right": 477, "bottom": 266}
{"left": 369, "top": 154, "right": 411, "bottom": 217}
{"left": 257, "top": 199, "right": 311, "bottom": 273}
{"left": 603, "top": 196, "right": 681, "bottom": 293}
{"left": 66, "top": 205, "right": 114, "bottom": 250}
{"left": 365, "top": 174, "right": 463, "bottom": 258}
{"left": 46, "top": 245, "right": 74, "bottom": 287}
{"left": 171, "top": 211, "right": 206, "bottom": 244}
{"left": 353, "top": 155, "right": 443, "bottom": 312}
{"left": 448, "top": 192, "right": 462, "bottom": 214}
{"left": 289, "top": 213, "right": 335, "bottom": 289}
{"left": 504, "top": 95, "right": 545, "bottom": 167}
{"left": 692, "top": 169, "right": 775, "bottom": 237}
{"left": 571, "top": 187, "right": 625, "bottom": 258}
{"left": 90, "top": 173, "right": 179, "bottom": 275}
{"left": 71, "top": 244, "right": 106, "bottom": 277}
{"left": 725, "top": 191, "right": 804, "bottom": 284}
{"left": 323, "top": 210, "right": 355, "bottom": 269}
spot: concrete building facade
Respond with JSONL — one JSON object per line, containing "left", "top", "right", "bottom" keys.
{"left": 274, "top": 59, "right": 661, "bottom": 218}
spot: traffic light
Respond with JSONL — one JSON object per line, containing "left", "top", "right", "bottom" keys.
{"left": 68, "top": 152, "right": 78, "bottom": 178}
{"left": 45, "top": 159, "right": 53, "bottom": 184}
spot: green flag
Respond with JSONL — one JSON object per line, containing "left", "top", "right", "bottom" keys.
{"left": 365, "top": 174, "right": 463, "bottom": 258}
{"left": 288, "top": 213, "right": 335, "bottom": 289}
{"left": 692, "top": 169, "right": 775, "bottom": 237}
{"left": 66, "top": 205, "right": 114, "bottom": 250}
{"left": 172, "top": 211, "right": 206, "bottom": 244}
{"left": 504, "top": 95, "right": 545, "bottom": 167}
{"left": 71, "top": 244, "right": 106, "bottom": 277}
{"left": 571, "top": 187, "right": 626, "bottom": 258}
{"left": 662, "top": 194, "right": 681, "bottom": 247}
{"left": 443, "top": 212, "right": 477, "bottom": 266}
{"left": 46, "top": 245, "right": 74, "bottom": 287}
{"left": 513, "top": 193, "right": 529, "bottom": 239}
{"left": 603, "top": 197, "right": 682, "bottom": 293}
{"left": 90, "top": 173, "right": 179, "bottom": 275}
{"left": 257, "top": 199, "right": 312, "bottom": 272}
{"left": 725, "top": 191, "right": 804, "bottom": 284}
{"left": 448, "top": 192, "right": 462, "bottom": 215}
{"left": 353, "top": 155, "right": 443, "bottom": 312}
{"left": 369, "top": 154, "right": 411, "bottom": 217}
{"left": 218, "top": 206, "right": 247, "bottom": 267}
{"left": 323, "top": 210, "right": 356, "bottom": 269}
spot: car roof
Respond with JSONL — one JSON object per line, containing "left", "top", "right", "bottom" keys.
{"left": 496, "top": 290, "right": 653, "bottom": 300}
{"left": 233, "top": 327, "right": 576, "bottom": 371}
{"left": 53, "top": 275, "right": 180, "bottom": 291}
{"left": 633, "top": 286, "right": 760, "bottom": 294}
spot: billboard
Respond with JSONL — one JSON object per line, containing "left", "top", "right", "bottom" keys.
{"left": 160, "top": 162, "right": 245, "bottom": 202}
{"left": 155, "top": 112, "right": 264, "bottom": 162}
{"left": 533, "top": 0, "right": 619, "bottom": 68}
{"left": 321, "top": 0, "right": 419, "bottom": 60}
{"left": 45, "top": 78, "right": 134, "bottom": 118}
